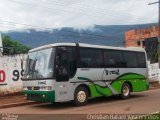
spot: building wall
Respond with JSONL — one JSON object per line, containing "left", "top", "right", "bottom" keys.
{"left": 125, "top": 26, "right": 160, "bottom": 83}
{"left": 148, "top": 62, "right": 159, "bottom": 82}
{"left": 125, "top": 26, "right": 158, "bottom": 47}
{"left": 0, "top": 54, "right": 27, "bottom": 95}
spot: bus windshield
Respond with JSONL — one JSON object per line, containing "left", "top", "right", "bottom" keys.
{"left": 24, "top": 48, "right": 55, "bottom": 79}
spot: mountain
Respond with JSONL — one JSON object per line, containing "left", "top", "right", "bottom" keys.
{"left": 2, "top": 23, "right": 156, "bottom": 48}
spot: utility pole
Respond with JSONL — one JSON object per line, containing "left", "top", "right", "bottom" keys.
{"left": 149, "top": 0, "right": 160, "bottom": 67}
{"left": 0, "top": 33, "right": 3, "bottom": 54}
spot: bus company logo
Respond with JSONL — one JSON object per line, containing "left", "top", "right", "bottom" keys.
{"left": 38, "top": 81, "right": 46, "bottom": 85}
{"left": 105, "top": 69, "right": 119, "bottom": 75}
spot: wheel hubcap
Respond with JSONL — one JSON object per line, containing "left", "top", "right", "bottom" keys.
{"left": 123, "top": 86, "right": 129, "bottom": 96}
{"left": 77, "top": 91, "right": 86, "bottom": 103}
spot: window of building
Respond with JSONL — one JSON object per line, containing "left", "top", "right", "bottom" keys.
{"left": 137, "top": 41, "right": 141, "bottom": 46}
{"left": 142, "top": 41, "right": 145, "bottom": 47}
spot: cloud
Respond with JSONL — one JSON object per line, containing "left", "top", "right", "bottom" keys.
{"left": 0, "top": 0, "right": 158, "bottom": 31}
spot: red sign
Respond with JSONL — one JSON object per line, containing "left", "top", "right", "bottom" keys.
{"left": 0, "top": 70, "right": 6, "bottom": 83}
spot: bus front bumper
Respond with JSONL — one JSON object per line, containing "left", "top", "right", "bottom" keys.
{"left": 23, "top": 90, "right": 55, "bottom": 102}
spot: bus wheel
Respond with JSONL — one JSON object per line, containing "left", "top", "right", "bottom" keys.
{"left": 120, "top": 83, "right": 131, "bottom": 99}
{"left": 74, "top": 86, "right": 89, "bottom": 106}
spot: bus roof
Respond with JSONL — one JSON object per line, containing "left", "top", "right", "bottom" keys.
{"left": 29, "top": 43, "right": 145, "bottom": 52}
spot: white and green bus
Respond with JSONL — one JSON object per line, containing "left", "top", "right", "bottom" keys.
{"left": 23, "top": 43, "right": 149, "bottom": 106}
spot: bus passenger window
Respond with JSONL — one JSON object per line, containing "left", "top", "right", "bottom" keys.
{"left": 104, "top": 50, "right": 123, "bottom": 68}
{"left": 137, "top": 52, "right": 146, "bottom": 68}
{"left": 79, "top": 48, "right": 103, "bottom": 68}
{"left": 123, "top": 52, "right": 138, "bottom": 68}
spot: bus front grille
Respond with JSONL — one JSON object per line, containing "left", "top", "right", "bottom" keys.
{"left": 27, "top": 94, "right": 41, "bottom": 100}
{"left": 27, "top": 87, "right": 40, "bottom": 90}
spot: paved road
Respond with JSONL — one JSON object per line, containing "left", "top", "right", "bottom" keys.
{"left": 0, "top": 89, "right": 160, "bottom": 115}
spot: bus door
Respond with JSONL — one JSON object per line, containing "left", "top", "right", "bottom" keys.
{"left": 55, "top": 46, "right": 77, "bottom": 101}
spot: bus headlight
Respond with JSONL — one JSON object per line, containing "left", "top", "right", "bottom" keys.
{"left": 40, "top": 86, "right": 52, "bottom": 91}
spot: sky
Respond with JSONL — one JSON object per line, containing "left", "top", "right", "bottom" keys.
{"left": 0, "top": 0, "right": 158, "bottom": 31}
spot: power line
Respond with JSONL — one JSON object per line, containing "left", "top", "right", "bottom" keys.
{"left": 0, "top": 19, "right": 53, "bottom": 29}
{"left": 32, "top": 0, "right": 143, "bottom": 20}
{"left": 1, "top": 29, "right": 124, "bottom": 47}
{"left": 0, "top": 20, "right": 125, "bottom": 44}
{"left": 6, "top": 0, "right": 155, "bottom": 25}
{"left": 31, "top": 0, "right": 146, "bottom": 17}
{"left": 0, "top": 0, "right": 156, "bottom": 32}
{"left": 149, "top": 1, "right": 159, "bottom": 5}
{"left": 0, "top": 0, "right": 156, "bottom": 47}
{"left": 3, "top": 0, "right": 157, "bottom": 35}
{"left": 0, "top": 18, "right": 155, "bottom": 47}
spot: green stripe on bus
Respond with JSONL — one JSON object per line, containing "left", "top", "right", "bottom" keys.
{"left": 78, "top": 73, "right": 148, "bottom": 98}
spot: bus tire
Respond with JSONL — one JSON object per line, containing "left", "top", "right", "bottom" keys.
{"left": 74, "top": 86, "right": 89, "bottom": 106}
{"left": 120, "top": 83, "right": 131, "bottom": 99}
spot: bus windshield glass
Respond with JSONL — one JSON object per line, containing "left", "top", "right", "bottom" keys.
{"left": 24, "top": 48, "right": 55, "bottom": 79}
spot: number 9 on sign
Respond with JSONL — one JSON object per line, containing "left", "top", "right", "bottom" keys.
{"left": 12, "top": 70, "right": 20, "bottom": 81}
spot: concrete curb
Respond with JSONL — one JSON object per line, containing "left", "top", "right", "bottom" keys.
{"left": 0, "top": 101, "right": 41, "bottom": 109}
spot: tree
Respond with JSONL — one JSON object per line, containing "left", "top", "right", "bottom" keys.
{"left": 2, "top": 35, "right": 31, "bottom": 54}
